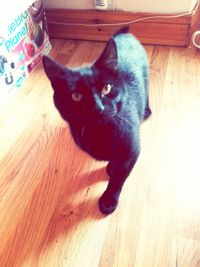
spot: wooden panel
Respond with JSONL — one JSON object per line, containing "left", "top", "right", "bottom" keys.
{"left": 44, "top": 8, "right": 199, "bottom": 46}
{"left": 45, "top": 9, "right": 192, "bottom": 25}
{"left": 47, "top": 22, "right": 189, "bottom": 46}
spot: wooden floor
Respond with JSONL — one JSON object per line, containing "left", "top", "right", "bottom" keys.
{"left": 1, "top": 39, "right": 200, "bottom": 267}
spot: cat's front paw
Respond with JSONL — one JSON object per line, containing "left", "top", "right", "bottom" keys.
{"left": 98, "top": 191, "right": 118, "bottom": 215}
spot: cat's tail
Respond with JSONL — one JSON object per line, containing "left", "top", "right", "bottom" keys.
{"left": 113, "top": 26, "right": 129, "bottom": 37}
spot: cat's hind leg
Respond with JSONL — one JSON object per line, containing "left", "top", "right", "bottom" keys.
{"left": 143, "top": 100, "right": 151, "bottom": 120}
{"left": 144, "top": 106, "right": 151, "bottom": 120}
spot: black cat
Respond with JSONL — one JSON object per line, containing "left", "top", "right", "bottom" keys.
{"left": 42, "top": 27, "right": 151, "bottom": 215}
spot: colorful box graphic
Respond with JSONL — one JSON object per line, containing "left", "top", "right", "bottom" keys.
{"left": 0, "top": 1, "right": 51, "bottom": 106}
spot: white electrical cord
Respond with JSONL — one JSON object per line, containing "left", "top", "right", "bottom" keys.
{"left": 192, "top": 31, "right": 200, "bottom": 48}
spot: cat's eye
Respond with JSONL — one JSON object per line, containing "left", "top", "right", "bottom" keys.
{"left": 101, "top": 84, "right": 112, "bottom": 96}
{"left": 71, "top": 92, "right": 83, "bottom": 102}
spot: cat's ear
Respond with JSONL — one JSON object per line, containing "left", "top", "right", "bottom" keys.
{"left": 42, "top": 56, "right": 65, "bottom": 79}
{"left": 42, "top": 56, "right": 67, "bottom": 90}
{"left": 95, "top": 38, "right": 118, "bottom": 71}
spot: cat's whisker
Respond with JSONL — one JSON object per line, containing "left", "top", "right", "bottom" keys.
{"left": 116, "top": 114, "right": 131, "bottom": 126}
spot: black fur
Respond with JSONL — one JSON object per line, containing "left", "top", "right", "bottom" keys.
{"left": 42, "top": 28, "right": 151, "bottom": 214}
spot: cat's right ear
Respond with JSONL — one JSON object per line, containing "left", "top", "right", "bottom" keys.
{"left": 94, "top": 38, "right": 118, "bottom": 72}
{"left": 42, "top": 56, "right": 66, "bottom": 88}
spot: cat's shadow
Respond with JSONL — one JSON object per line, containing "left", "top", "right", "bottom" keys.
{"left": 1, "top": 127, "right": 108, "bottom": 266}
{"left": 35, "top": 165, "right": 108, "bottom": 258}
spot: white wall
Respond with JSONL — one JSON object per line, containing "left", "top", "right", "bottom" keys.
{"left": 43, "top": 0, "right": 93, "bottom": 10}
{"left": 117, "top": 0, "right": 198, "bottom": 13}
{"left": 43, "top": 0, "right": 198, "bottom": 13}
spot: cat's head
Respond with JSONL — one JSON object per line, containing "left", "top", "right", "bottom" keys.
{"left": 43, "top": 38, "right": 126, "bottom": 126}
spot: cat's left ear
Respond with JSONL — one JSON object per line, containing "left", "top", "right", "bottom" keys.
{"left": 95, "top": 38, "right": 118, "bottom": 72}
{"left": 42, "top": 56, "right": 66, "bottom": 82}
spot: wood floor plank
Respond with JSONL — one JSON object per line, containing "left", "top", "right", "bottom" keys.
{"left": 0, "top": 39, "right": 200, "bottom": 267}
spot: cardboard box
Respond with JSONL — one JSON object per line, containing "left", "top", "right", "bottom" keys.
{"left": 0, "top": 0, "right": 51, "bottom": 106}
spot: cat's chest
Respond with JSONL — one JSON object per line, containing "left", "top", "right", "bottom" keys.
{"left": 72, "top": 123, "right": 120, "bottom": 160}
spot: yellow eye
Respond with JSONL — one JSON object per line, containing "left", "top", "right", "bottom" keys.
{"left": 101, "top": 84, "right": 112, "bottom": 96}
{"left": 71, "top": 92, "right": 83, "bottom": 102}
